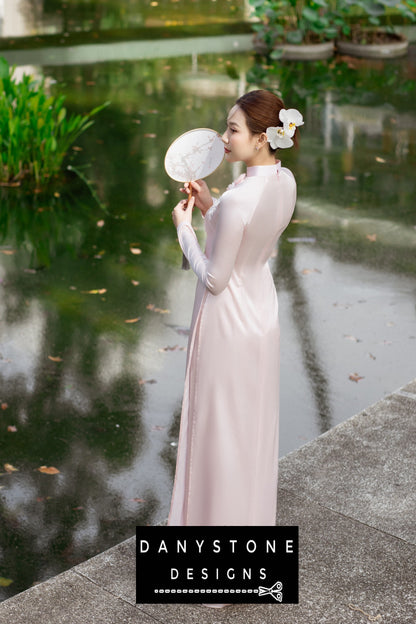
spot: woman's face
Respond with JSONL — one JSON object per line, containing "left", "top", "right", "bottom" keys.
{"left": 221, "top": 105, "right": 259, "bottom": 164}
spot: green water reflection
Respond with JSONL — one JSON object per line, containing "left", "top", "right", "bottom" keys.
{"left": 1, "top": 44, "right": 416, "bottom": 600}
{"left": 0, "top": 0, "right": 249, "bottom": 42}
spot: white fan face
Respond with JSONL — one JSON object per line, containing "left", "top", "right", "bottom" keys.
{"left": 164, "top": 128, "right": 225, "bottom": 183}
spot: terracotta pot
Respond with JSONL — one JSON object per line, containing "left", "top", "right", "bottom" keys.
{"left": 336, "top": 33, "right": 408, "bottom": 59}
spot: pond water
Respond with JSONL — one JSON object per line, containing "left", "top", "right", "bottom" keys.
{"left": 0, "top": 20, "right": 415, "bottom": 600}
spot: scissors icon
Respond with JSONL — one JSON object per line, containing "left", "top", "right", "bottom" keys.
{"left": 258, "top": 580, "right": 283, "bottom": 602}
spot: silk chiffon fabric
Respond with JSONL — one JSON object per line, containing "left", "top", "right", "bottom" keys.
{"left": 168, "top": 162, "right": 297, "bottom": 526}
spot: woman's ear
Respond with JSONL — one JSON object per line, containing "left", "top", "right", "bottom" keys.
{"left": 257, "top": 132, "right": 269, "bottom": 150}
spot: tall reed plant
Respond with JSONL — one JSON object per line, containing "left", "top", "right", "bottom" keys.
{"left": 0, "top": 57, "right": 108, "bottom": 189}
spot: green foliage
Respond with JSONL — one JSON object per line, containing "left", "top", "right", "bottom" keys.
{"left": 338, "top": 0, "right": 416, "bottom": 27}
{"left": 250, "top": 0, "right": 343, "bottom": 47}
{"left": 0, "top": 57, "right": 109, "bottom": 189}
{"left": 335, "top": 0, "right": 416, "bottom": 41}
{"left": 250, "top": 0, "right": 416, "bottom": 50}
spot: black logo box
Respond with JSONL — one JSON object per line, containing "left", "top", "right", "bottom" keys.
{"left": 136, "top": 526, "right": 298, "bottom": 604}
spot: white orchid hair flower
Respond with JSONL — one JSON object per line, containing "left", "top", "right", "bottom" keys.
{"left": 266, "top": 108, "right": 303, "bottom": 149}
{"left": 279, "top": 108, "right": 304, "bottom": 138}
{"left": 266, "top": 126, "right": 293, "bottom": 149}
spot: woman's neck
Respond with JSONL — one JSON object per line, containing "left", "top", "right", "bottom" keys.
{"left": 244, "top": 151, "right": 278, "bottom": 168}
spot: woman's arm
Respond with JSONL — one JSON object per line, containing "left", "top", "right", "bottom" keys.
{"left": 175, "top": 193, "right": 244, "bottom": 296}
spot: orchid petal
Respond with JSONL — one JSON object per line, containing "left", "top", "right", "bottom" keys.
{"left": 266, "top": 125, "right": 294, "bottom": 149}
{"left": 279, "top": 108, "right": 304, "bottom": 137}
{"left": 276, "top": 134, "right": 294, "bottom": 148}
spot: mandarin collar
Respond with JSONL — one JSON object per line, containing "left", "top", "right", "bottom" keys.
{"left": 246, "top": 161, "right": 281, "bottom": 177}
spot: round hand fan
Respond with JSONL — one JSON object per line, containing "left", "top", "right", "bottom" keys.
{"left": 164, "top": 128, "right": 225, "bottom": 185}
{"left": 164, "top": 128, "right": 225, "bottom": 269}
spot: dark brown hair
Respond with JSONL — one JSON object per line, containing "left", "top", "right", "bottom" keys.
{"left": 236, "top": 89, "right": 299, "bottom": 151}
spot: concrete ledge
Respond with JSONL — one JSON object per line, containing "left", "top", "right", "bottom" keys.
{"left": 0, "top": 380, "right": 415, "bottom": 623}
{"left": 278, "top": 381, "right": 416, "bottom": 544}
{"left": 0, "top": 34, "right": 253, "bottom": 67}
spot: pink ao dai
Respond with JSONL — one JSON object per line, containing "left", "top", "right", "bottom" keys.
{"left": 168, "top": 161, "right": 296, "bottom": 526}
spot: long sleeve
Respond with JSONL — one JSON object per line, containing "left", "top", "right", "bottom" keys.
{"left": 177, "top": 194, "right": 245, "bottom": 296}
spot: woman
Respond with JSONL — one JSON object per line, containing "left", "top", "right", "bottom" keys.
{"left": 169, "top": 90, "right": 302, "bottom": 530}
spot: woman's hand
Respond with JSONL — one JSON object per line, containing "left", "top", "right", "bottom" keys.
{"left": 172, "top": 196, "right": 195, "bottom": 228}
{"left": 181, "top": 180, "right": 213, "bottom": 216}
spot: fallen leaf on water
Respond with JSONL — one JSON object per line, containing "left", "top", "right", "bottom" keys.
{"left": 130, "top": 247, "right": 142, "bottom": 255}
{"left": 7, "top": 425, "right": 17, "bottom": 433}
{"left": 366, "top": 233, "right": 377, "bottom": 242}
{"left": 48, "top": 356, "right": 63, "bottom": 362}
{"left": 166, "top": 325, "right": 190, "bottom": 336}
{"left": 38, "top": 466, "right": 60, "bottom": 474}
{"left": 131, "top": 280, "right": 140, "bottom": 286}
{"left": 301, "top": 268, "right": 321, "bottom": 275}
{"left": 1, "top": 403, "right": 8, "bottom": 410}
{"left": 349, "top": 373, "right": 364, "bottom": 383}
{"left": 97, "top": 220, "right": 105, "bottom": 227}
{"left": 0, "top": 578, "right": 13, "bottom": 587}
{"left": 0, "top": 250, "right": 16, "bottom": 255}
{"left": 147, "top": 304, "right": 170, "bottom": 314}
{"left": 333, "top": 302, "right": 352, "bottom": 309}
{"left": 130, "top": 498, "right": 146, "bottom": 502}
{"left": 375, "top": 156, "right": 386, "bottom": 163}
{"left": 125, "top": 318, "right": 141, "bottom": 324}
{"left": 138, "top": 378, "right": 157, "bottom": 385}
{"left": 158, "top": 345, "right": 186, "bottom": 352}
{"left": 4, "top": 463, "right": 18, "bottom": 473}
{"left": 344, "top": 335, "right": 361, "bottom": 342}
{"left": 82, "top": 289, "right": 107, "bottom": 295}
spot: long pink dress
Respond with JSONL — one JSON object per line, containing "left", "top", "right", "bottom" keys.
{"left": 168, "top": 161, "right": 296, "bottom": 526}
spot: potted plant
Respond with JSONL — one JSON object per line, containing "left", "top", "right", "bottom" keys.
{"left": 249, "top": 0, "right": 344, "bottom": 60}
{"left": 336, "top": 0, "right": 416, "bottom": 58}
